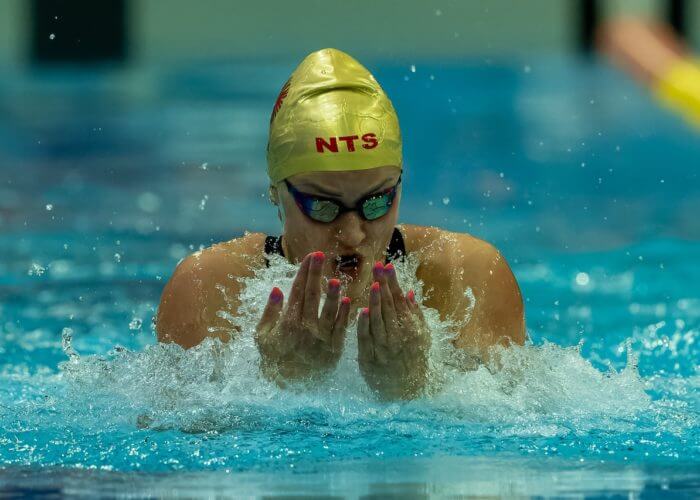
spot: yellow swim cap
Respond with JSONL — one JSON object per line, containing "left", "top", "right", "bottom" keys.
{"left": 654, "top": 58, "right": 700, "bottom": 128}
{"left": 267, "top": 48, "right": 402, "bottom": 184}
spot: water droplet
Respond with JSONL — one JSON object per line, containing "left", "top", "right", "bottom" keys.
{"left": 137, "top": 192, "right": 160, "bottom": 213}
{"left": 62, "top": 327, "right": 78, "bottom": 360}
{"left": 28, "top": 263, "right": 46, "bottom": 276}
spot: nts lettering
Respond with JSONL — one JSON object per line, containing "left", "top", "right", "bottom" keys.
{"left": 315, "top": 133, "right": 378, "bottom": 153}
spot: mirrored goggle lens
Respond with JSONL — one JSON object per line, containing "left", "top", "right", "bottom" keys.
{"left": 306, "top": 199, "right": 340, "bottom": 222}
{"left": 362, "top": 194, "right": 392, "bottom": 221}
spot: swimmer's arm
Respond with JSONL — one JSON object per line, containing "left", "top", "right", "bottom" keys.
{"left": 156, "top": 246, "right": 251, "bottom": 349}
{"left": 444, "top": 236, "right": 526, "bottom": 356}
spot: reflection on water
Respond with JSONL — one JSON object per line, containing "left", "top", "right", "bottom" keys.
{"left": 1, "top": 456, "right": 698, "bottom": 497}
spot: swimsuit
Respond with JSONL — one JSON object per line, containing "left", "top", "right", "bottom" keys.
{"left": 264, "top": 227, "right": 406, "bottom": 268}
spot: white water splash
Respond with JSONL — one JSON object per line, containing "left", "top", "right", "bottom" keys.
{"left": 58, "top": 256, "right": 650, "bottom": 434}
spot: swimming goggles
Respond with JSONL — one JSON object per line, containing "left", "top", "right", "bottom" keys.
{"left": 284, "top": 174, "right": 401, "bottom": 223}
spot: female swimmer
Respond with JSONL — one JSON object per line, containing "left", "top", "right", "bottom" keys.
{"left": 156, "top": 48, "right": 525, "bottom": 399}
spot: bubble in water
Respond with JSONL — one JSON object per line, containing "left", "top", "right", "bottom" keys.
{"left": 410, "top": 64, "right": 416, "bottom": 73}
{"left": 435, "top": 9, "right": 442, "bottom": 16}
{"left": 524, "top": 65, "right": 531, "bottom": 73}
{"left": 199, "top": 195, "right": 209, "bottom": 210}
{"left": 45, "top": 204, "right": 53, "bottom": 211}
{"left": 442, "top": 197, "right": 450, "bottom": 205}
{"left": 114, "top": 253, "right": 121, "bottom": 263}
{"left": 129, "top": 318, "right": 143, "bottom": 331}
{"left": 200, "top": 162, "right": 208, "bottom": 170}
{"left": 49, "top": 33, "right": 56, "bottom": 40}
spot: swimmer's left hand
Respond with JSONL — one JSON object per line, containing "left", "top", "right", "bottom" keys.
{"left": 357, "top": 262, "right": 430, "bottom": 400}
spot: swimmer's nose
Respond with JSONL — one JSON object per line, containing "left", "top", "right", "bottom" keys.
{"left": 334, "top": 211, "right": 366, "bottom": 248}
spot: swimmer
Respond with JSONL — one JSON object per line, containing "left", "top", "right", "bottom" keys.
{"left": 156, "top": 48, "right": 525, "bottom": 400}
{"left": 598, "top": 17, "right": 700, "bottom": 126}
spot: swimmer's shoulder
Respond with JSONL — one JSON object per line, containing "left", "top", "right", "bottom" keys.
{"left": 399, "top": 223, "right": 497, "bottom": 269}
{"left": 399, "top": 224, "right": 524, "bottom": 344}
{"left": 166, "top": 232, "right": 268, "bottom": 288}
{"left": 156, "top": 232, "right": 268, "bottom": 348}
{"left": 400, "top": 223, "right": 501, "bottom": 288}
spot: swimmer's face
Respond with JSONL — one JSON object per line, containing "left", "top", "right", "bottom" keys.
{"left": 276, "top": 165, "right": 401, "bottom": 294}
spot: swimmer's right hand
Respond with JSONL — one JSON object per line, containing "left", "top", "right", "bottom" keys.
{"left": 255, "top": 251, "right": 352, "bottom": 384}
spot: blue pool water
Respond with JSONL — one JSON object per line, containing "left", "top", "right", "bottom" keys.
{"left": 1, "top": 56, "right": 699, "bottom": 497}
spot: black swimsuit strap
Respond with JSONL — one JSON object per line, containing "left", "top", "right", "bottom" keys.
{"left": 264, "top": 227, "right": 406, "bottom": 267}
{"left": 385, "top": 226, "right": 406, "bottom": 263}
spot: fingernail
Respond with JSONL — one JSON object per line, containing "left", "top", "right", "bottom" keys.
{"left": 384, "top": 263, "right": 395, "bottom": 274}
{"left": 407, "top": 290, "right": 416, "bottom": 303}
{"left": 313, "top": 251, "right": 325, "bottom": 263}
{"left": 373, "top": 261, "right": 384, "bottom": 275}
{"left": 328, "top": 278, "right": 341, "bottom": 291}
{"left": 341, "top": 296, "right": 351, "bottom": 305}
{"left": 371, "top": 281, "right": 380, "bottom": 293}
{"left": 361, "top": 307, "right": 369, "bottom": 316}
{"left": 270, "top": 287, "right": 283, "bottom": 303}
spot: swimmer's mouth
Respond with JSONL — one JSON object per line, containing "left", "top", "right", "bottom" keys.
{"left": 334, "top": 254, "right": 362, "bottom": 277}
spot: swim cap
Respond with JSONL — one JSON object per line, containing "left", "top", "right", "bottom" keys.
{"left": 654, "top": 58, "right": 700, "bottom": 127}
{"left": 267, "top": 48, "right": 402, "bottom": 184}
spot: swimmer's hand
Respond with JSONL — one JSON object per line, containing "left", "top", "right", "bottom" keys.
{"left": 357, "top": 262, "right": 430, "bottom": 400}
{"left": 255, "top": 251, "right": 352, "bottom": 384}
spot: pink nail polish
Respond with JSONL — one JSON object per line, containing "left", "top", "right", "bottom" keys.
{"left": 313, "top": 251, "right": 325, "bottom": 263}
{"left": 328, "top": 278, "right": 341, "bottom": 290}
{"left": 361, "top": 307, "right": 369, "bottom": 316}
{"left": 371, "top": 281, "right": 380, "bottom": 293}
{"left": 384, "top": 263, "right": 395, "bottom": 274}
{"left": 407, "top": 290, "right": 416, "bottom": 303}
{"left": 373, "top": 261, "right": 384, "bottom": 275}
{"left": 270, "top": 287, "right": 283, "bottom": 303}
{"left": 341, "top": 296, "right": 351, "bottom": 305}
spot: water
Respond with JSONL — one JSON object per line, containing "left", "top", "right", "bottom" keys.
{"left": 1, "top": 57, "right": 698, "bottom": 497}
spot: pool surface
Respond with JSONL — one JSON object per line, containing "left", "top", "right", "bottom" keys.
{"left": 1, "top": 56, "right": 699, "bottom": 497}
